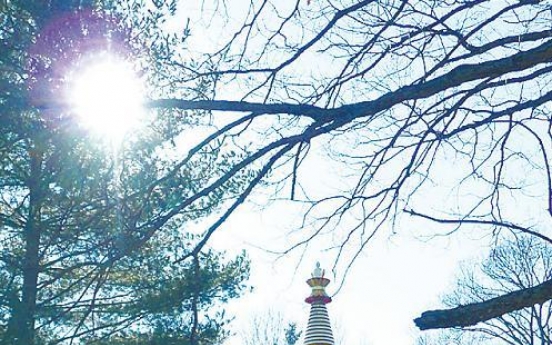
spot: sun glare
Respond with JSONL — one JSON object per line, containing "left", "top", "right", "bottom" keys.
{"left": 68, "top": 56, "right": 145, "bottom": 142}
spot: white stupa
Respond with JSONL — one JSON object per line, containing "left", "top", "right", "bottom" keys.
{"left": 303, "top": 262, "right": 334, "bottom": 345}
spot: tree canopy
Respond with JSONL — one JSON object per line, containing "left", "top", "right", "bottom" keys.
{"left": 1, "top": 1, "right": 249, "bottom": 344}
{"left": 143, "top": 0, "right": 552, "bottom": 330}
{"left": 7, "top": 0, "right": 552, "bottom": 337}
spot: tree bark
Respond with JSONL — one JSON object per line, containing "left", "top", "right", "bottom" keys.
{"left": 414, "top": 279, "right": 552, "bottom": 330}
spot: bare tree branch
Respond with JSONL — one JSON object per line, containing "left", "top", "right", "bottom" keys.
{"left": 415, "top": 279, "right": 552, "bottom": 330}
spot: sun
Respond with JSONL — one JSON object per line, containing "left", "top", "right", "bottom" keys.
{"left": 67, "top": 55, "right": 146, "bottom": 142}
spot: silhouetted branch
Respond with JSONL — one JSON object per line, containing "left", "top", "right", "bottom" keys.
{"left": 405, "top": 209, "right": 552, "bottom": 246}
{"left": 415, "top": 279, "right": 552, "bottom": 330}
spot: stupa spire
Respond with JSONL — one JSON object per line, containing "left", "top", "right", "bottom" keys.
{"left": 303, "top": 262, "right": 334, "bottom": 345}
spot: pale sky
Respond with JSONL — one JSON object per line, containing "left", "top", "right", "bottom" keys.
{"left": 211, "top": 198, "right": 489, "bottom": 345}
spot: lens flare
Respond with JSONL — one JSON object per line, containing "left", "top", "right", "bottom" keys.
{"left": 68, "top": 56, "right": 145, "bottom": 142}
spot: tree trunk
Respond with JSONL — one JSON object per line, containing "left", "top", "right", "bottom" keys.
{"left": 6, "top": 148, "right": 43, "bottom": 345}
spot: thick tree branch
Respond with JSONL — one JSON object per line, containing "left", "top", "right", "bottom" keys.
{"left": 143, "top": 38, "right": 552, "bottom": 124}
{"left": 414, "top": 279, "right": 552, "bottom": 330}
{"left": 146, "top": 99, "right": 327, "bottom": 120}
{"left": 340, "top": 38, "right": 552, "bottom": 120}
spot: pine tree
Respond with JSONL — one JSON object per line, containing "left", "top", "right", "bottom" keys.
{"left": 0, "top": 2, "right": 250, "bottom": 344}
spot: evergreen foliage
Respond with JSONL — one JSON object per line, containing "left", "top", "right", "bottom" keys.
{"left": 0, "top": 1, "right": 250, "bottom": 344}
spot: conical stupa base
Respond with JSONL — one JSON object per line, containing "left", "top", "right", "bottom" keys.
{"left": 304, "top": 303, "right": 334, "bottom": 345}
